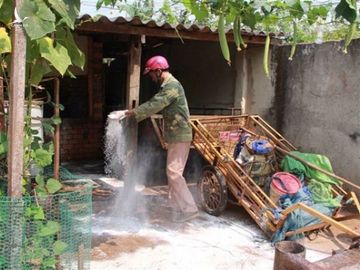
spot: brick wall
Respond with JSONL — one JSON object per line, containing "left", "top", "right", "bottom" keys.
{"left": 60, "top": 119, "right": 104, "bottom": 161}
{"left": 59, "top": 38, "right": 105, "bottom": 162}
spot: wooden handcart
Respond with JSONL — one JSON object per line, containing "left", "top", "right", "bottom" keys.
{"left": 151, "top": 114, "right": 360, "bottom": 241}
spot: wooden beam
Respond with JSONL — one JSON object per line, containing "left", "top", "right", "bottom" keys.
{"left": 298, "top": 203, "right": 360, "bottom": 237}
{"left": 77, "top": 22, "right": 281, "bottom": 45}
{"left": 281, "top": 202, "right": 360, "bottom": 237}
{"left": 126, "top": 35, "right": 141, "bottom": 109}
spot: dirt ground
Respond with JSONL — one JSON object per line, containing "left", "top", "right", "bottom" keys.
{"left": 89, "top": 181, "right": 360, "bottom": 270}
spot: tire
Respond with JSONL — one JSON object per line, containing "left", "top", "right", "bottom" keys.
{"left": 198, "top": 165, "right": 228, "bottom": 216}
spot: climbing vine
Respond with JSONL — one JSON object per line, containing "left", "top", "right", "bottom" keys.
{"left": 0, "top": 0, "right": 84, "bottom": 268}
{"left": 97, "top": 0, "right": 359, "bottom": 76}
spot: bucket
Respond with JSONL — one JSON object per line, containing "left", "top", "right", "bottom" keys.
{"left": 270, "top": 172, "right": 301, "bottom": 204}
{"left": 273, "top": 241, "right": 306, "bottom": 270}
{"left": 4, "top": 101, "right": 44, "bottom": 142}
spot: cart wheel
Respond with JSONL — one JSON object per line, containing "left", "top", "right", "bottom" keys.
{"left": 198, "top": 165, "right": 228, "bottom": 216}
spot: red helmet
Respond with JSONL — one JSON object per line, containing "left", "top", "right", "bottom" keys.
{"left": 143, "top": 56, "right": 169, "bottom": 75}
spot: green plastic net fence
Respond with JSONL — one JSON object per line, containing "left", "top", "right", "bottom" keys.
{"left": 0, "top": 187, "right": 92, "bottom": 270}
{"left": 44, "top": 166, "right": 85, "bottom": 180}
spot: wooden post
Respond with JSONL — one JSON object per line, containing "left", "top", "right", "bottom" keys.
{"left": 126, "top": 35, "right": 141, "bottom": 110}
{"left": 8, "top": 1, "right": 26, "bottom": 197}
{"left": 124, "top": 35, "right": 141, "bottom": 189}
{"left": 0, "top": 76, "right": 5, "bottom": 132}
{"left": 7, "top": 2, "right": 26, "bottom": 269}
{"left": 53, "top": 78, "right": 60, "bottom": 179}
{"left": 125, "top": 36, "right": 141, "bottom": 147}
{"left": 77, "top": 244, "right": 84, "bottom": 270}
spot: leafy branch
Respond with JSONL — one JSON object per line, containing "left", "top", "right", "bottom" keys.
{"left": 97, "top": 0, "right": 359, "bottom": 76}
{"left": 0, "top": 0, "right": 84, "bottom": 268}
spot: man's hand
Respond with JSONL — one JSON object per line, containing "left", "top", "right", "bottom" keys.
{"left": 125, "top": 110, "right": 136, "bottom": 117}
{"left": 108, "top": 110, "right": 127, "bottom": 120}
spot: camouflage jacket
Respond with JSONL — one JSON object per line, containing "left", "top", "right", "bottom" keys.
{"left": 134, "top": 74, "right": 192, "bottom": 143}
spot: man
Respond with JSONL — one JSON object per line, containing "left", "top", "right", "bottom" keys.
{"left": 125, "top": 55, "right": 198, "bottom": 222}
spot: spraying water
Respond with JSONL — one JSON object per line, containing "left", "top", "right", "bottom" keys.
{"left": 102, "top": 113, "right": 150, "bottom": 231}
{"left": 104, "top": 117, "right": 129, "bottom": 179}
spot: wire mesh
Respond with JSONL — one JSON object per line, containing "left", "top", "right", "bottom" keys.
{"left": 0, "top": 187, "right": 92, "bottom": 270}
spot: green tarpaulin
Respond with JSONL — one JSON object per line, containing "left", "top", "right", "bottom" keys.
{"left": 280, "top": 151, "right": 341, "bottom": 186}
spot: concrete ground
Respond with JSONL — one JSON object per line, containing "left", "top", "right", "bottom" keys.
{"left": 88, "top": 178, "right": 359, "bottom": 270}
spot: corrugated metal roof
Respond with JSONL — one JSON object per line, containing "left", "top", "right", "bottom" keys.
{"left": 77, "top": 14, "right": 281, "bottom": 40}
{"left": 79, "top": 14, "right": 215, "bottom": 32}
{"left": 78, "top": 1, "right": 282, "bottom": 39}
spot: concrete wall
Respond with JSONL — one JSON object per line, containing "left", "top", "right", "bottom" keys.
{"left": 235, "top": 45, "right": 277, "bottom": 126}
{"left": 171, "top": 40, "right": 236, "bottom": 110}
{"left": 141, "top": 39, "right": 238, "bottom": 114}
{"left": 274, "top": 39, "right": 360, "bottom": 184}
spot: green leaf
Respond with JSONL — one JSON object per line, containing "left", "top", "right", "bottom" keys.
{"left": 242, "top": 11, "right": 259, "bottom": 30}
{"left": 53, "top": 240, "right": 68, "bottom": 255}
{"left": 48, "top": 0, "right": 80, "bottom": 29}
{"left": 25, "top": 206, "right": 32, "bottom": 217}
{"left": 26, "top": 39, "right": 41, "bottom": 62}
{"left": 19, "top": 0, "right": 56, "bottom": 40}
{"left": 33, "top": 207, "right": 45, "bottom": 220}
{"left": 184, "top": 0, "right": 208, "bottom": 22}
{"left": 335, "top": 0, "right": 357, "bottom": 23}
{"left": 0, "top": 132, "right": 7, "bottom": 155}
{"left": 34, "top": 0, "right": 56, "bottom": 21}
{"left": 35, "top": 175, "right": 45, "bottom": 187}
{"left": 43, "top": 257, "right": 56, "bottom": 267}
{"left": 51, "top": 116, "right": 62, "bottom": 125}
{"left": 308, "top": 6, "right": 329, "bottom": 25}
{"left": 31, "top": 148, "right": 53, "bottom": 167}
{"left": 39, "top": 220, "right": 60, "bottom": 236}
{"left": 38, "top": 37, "right": 72, "bottom": 75}
{"left": 46, "top": 178, "right": 62, "bottom": 194}
{"left": 29, "top": 59, "right": 51, "bottom": 85}
{"left": 0, "top": 27, "right": 11, "bottom": 54}
{"left": 289, "top": 0, "right": 304, "bottom": 19}
{"left": 96, "top": 0, "right": 104, "bottom": 10}
{"left": 56, "top": 27, "right": 85, "bottom": 69}
{"left": 25, "top": 205, "right": 45, "bottom": 219}
{"left": 0, "top": 0, "right": 13, "bottom": 25}
{"left": 0, "top": 143, "right": 7, "bottom": 156}
{"left": 35, "top": 186, "right": 47, "bottom": 198}
{"left": 161, "top": 0, "right": 177, "bottom": 24}
{"left": 24, "top": 136, "right": 33, "bottom": 147}
{"left": 262, "top": 14, "right": 279, "bottom": 28}
{"left": 44, "top": 142, "right": 54, "bottom": 153}
{"left": 43, "top": 122, "right": 55, "bottom": 135}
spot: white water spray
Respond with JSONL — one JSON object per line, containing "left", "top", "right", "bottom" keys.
{"left": 104, "top": 117, "right": 129, "bottom": 179}
{"left": 101, "top": 113, "right": 151, "bottom": 231}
